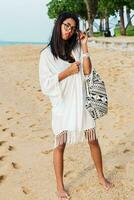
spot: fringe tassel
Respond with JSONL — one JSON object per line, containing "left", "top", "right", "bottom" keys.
{"left": 85, "top": 128, "right": 97, "bottom": 141}
{"left": 54, "top": 128, "right": 96, "bottom": 148}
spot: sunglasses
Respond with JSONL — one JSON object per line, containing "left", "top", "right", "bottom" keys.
{"left": 62, "top": 23, "right": 77, "bottom": 33}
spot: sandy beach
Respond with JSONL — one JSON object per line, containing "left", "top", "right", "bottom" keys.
{"left": 0, "top": 43, "right": 134, "bottom": 200}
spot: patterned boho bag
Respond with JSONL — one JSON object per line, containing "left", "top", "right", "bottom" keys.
{"left": 85, "top": 67, "right": 108, "bottom": 120}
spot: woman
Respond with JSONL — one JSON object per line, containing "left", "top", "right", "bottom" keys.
{"left": 39, "top": 12, "right": 112, "bottom": 199}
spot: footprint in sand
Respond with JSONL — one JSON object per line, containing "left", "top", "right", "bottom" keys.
{"left": 16, "top": 81, "right": 20, "bottom": 86}
{"left": 21, "top": 186, "right": 31, "bottom": 195}
{"left": 0, "top": 141, "right": 6, "bottom": 146}
{"left": 115, "top": 165, "right": 125, "bottom": 170}
{"left": 123, "top": 149, "right": 130, "bottom": 153}
{"left": 32, "top": 128, "right": 45, "bottom": 132}
{"left": 7, "top": 117, "right": 13, "bottom": 120}
{"left": 37, "top": 89, "right": 41, "bottom": 92}
{"left": 16, "top": 112, "right": 21, "bottom": 115}
{"left": 2, "top": 128, "right": 8, "bottom": 132}
{"left": 41, "top": 149, "right": 53, "bottom": 154}
{"left": 68, "top": 157, "right": 76, "bottom": 162}
{"left": 40, "top": 99, "right": 44, "bottom": 101}
{"left": 11, "top": 162, "right": 20, "bottom": 169}
{"left": 8, "top": 145, "right": 15, "bottom": 151}
{"left": 0, "top": 155, "right": 6, "bottom": 161}
{"left": 64, "top": 171, "right": 73, "bottom": 177}
{"left": 10, "top": 132, "right": 16, "bottom": 137}
{"left": 119, "top": 142, "right": 126, "bottom": 145}
{"left": 29, "top": 124, "right": 36, "bottom": 128}
{"left": 0, "top": 175, "right": 6, "bottom": 183}
{"left": 75, "top": 183, "right": 85, "bottom": 192}
{"left": 40, "top": 135, "right": 49, "bottom": 139}
{"left": 5, "top": 110, "right": 10, "bottom": 113}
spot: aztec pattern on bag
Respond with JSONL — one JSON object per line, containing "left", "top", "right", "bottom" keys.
{"left": 85, "top": 68, "right": 108, "bottom": 120}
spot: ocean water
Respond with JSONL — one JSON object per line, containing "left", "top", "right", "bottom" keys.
{"left": 0, "top": 41, "right": 48, "bottom": 46}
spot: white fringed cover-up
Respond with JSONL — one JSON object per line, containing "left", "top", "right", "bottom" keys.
{"left": 39, "top": 44, "right": 96, "bottom": 148}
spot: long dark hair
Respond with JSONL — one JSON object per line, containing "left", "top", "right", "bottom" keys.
{"left": 48, "top": 12, "right": 79, "bottom": 63}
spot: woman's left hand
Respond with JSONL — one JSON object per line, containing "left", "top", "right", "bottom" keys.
{"left": 78, "top": 31, "right": 88, "bottom": 46}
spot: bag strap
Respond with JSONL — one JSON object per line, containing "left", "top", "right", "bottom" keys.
{"left": 72, "top": 45, "right": 94, "bottom": 85}
{"left": 90, "top": 66, "right": 94, "bottom": 84}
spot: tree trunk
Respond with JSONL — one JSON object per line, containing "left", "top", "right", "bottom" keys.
{"left": 100, "top": 17, "right": 103, "bottom": 32}
{"left": 105, "top": 9, "right": 109, "bottom": 32}
{"left": 126, "top": 7, "right": 132, "bottom": 26}
{"left": 84, "top": 0, "right": 98, "bottom": 36}
{"left": 87, "top": 17, "right": 94, "bottom": 36}
{"left": 105, "top": 15, "right": 109, "bottom": 31}
{"left": 119, "top": 6, "right": 126, "bottom": 36}
{"left": 99, "top": 17, "right": 104, "bottom": 36}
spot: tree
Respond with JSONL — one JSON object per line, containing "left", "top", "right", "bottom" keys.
{"left": 84, "top": 0, "right": 99, "bottom": 36}
{"left": 126, "top": 1, "right": 134, "bottom": 27}
{"left": 126, "top": 7, "right": 132, "bottom": 26}
{"left": 119, "top": 6, "right": 126, "bottom": 35}
{"left": 113, "top": 0, "right": 133, "bottom": 35}
{"left": 98, "top": 0, "right": 134, "bottom": 36}
{"left": 98, "top": 0, "right": 115, "bottom": 32}
{"left": 47, "top": 0, "right": 134, "bottom": 37}
{"left": 47, "top": 0, "right": 87, "bottom": 20}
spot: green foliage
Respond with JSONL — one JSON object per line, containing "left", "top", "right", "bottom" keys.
{"left": 47, "top": 0, "right": 87, "bottom": 20}
{"left": 47, "top": 0, "right": 134, "bottom": 37}
{"left": 114, "top": 27, "right": 120, "bottom": 36}
{"left": 126, "top": 25, "right": 134, "bottom": 36}
{"left": 93, "top": 31, "right": 103, "bottom": 37}
{"left": 47, "top": 0, "right": 61, "bottom": 19}
{"left": 112, "top": 0, "right": 134, "bottom": 11}
{"left": 115, "top": 26, "right": 134, "bottom": 36}
{"left": 98, "top": 0, "right": 134, "bottom": 18}
{"left": 98, "top": 0, "right": 115, "bottom": 18}
{"left": 47, "top": 0, "right": 134, "bottom": 19}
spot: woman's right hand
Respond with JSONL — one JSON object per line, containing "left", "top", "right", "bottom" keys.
{"left": 68, "top": 61, "right": 80, "bottom": 75}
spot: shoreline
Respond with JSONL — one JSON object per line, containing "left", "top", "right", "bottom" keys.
{"left": 1, "top": 36, "right": 134, "bottom": 51}
{"left": 0, "top": 41, "right": 47, "bottom": 46}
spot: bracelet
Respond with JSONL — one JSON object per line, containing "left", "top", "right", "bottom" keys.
{"left": 82, "top": 52, "right": 90, "bottom": 58}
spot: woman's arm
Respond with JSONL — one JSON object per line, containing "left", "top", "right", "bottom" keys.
{"left": 78, "top": 32, "right": 92, "bottom": 75}
{"left": 82, "top": 44, "right": 92, "bottom": 75}
{"left": 58, "top": 68, "right": 71, "bottom": 81}
{"left": 58, "top": 61, "right": 80, "bottom": 81}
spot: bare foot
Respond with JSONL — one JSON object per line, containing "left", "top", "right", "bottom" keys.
{"left": 99, "top": 177, "right": 114, "bottom": 191}
{"left": 56, "top": 189, "right": 70, "bottom": 199}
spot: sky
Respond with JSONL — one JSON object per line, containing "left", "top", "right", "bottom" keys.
{"left": 0, "top": 1, "right": 133, "bottom": 42}
{"left": 0, "top": 0, "right": 54, "bottom": 42}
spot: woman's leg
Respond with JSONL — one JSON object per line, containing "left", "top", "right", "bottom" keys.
{"left": 53, "top": 142, "right": 70, "bottom": 199}
{"left": 87, "top": 131, "right": 113, "bottom": 190}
